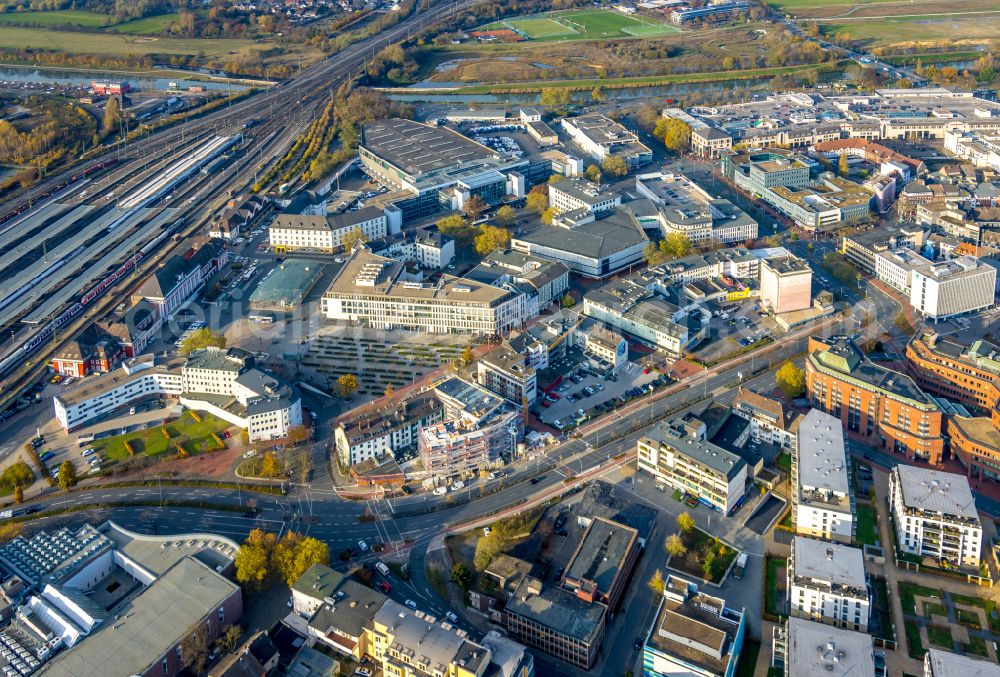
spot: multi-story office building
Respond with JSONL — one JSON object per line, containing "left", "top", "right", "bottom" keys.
{"left": 378, "top": 228, "right": 455, "bottom": 270}
{"left": 732, "top": 387, "right": 802, "bottom": 450}
{"left": 662, "top": 108, "right": 733, "bottom": 159}
{"left": 333, "top": 393, "right": 444, "bottom": 466}
{"left": 467, "top": 250, "right": 570, "bottom": 307}
{"left": 906, "top": 332, "right": 1000, "bottom": 482}
{"left": 760, "top": 255, "right": 813, "bottom": 315}
{"left": 269, "top": 206, "right": 388, "bottom": 253}
{"left": 637, "top": 417, "right": 748, "bottom": 515}
{"left": 792, "top": 409, "right": 855, "bottom": 544}
{"left": 765, "top": 175, "right": 873, "bottom": 232}
{"left": 731, "top": 152, "right": 811, "bottom": 197}
{"left": 562, "top": 517, "right": 639, "bottom": 611}
{"left": 548, "top": 178, "right": 622, "bottom": 216}
{"left": 806, "top": 336, "right": 946, "bottom": 464}
{"left": 909, "top": 256, "right": 997, "bottom": 322}
{"left": 504, "top": 576, "right": 606, "bottom": 670}
{"left": 321, "top": 247, "right": 536, "bottom": 336}
{"left": 772, "top": 617, "right": 881, "bottom": 677}
{"left": 889, "top": 465, "right": 983, "bottom": 567}
{"left": 419, "top": 378, "right": 521, "bottom": 479}
{"left": 583, "top": 278, "right": 699, "bottom": 357}
{"left": 841, "top": 225, "right": 929, "bottom": 274}
{"left": 788, "top": 537, "right": 869, "bottom": 632}
{"left": 924, "top": 647, "right": 1000, "bottom": 677}
{"left": 477, "top": 342, "right": 537, "bottom": 405}
{"left": 560, "top": 114, "right": 652, "bottom": 167}
{"left": 642, "top": 577, "right": 745, "bottom": 677}
{"left": 634, "top": 171, "right": 758, "bottom": 244}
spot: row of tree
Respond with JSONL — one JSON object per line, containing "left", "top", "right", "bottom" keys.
{"left": 234, "top": 528, "right": 330, "bottom": 590}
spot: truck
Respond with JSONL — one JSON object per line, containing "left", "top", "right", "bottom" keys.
{"left": 733, "top": 552, "right": 748, "bottom": 579}
{"left": 375, "top": 562, "right": 390, "bottom": 577}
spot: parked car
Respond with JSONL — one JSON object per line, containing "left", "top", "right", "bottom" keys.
{"left": 357, "top": 540, "right": 369, "bottom": 552}
{"left": 405, "top": 599, "right": 418, "bottom": 610}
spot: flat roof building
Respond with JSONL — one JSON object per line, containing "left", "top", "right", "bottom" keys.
{"left": 793, "top": 409, "right": 854, "bottom": 544}
{"left": 642, "top": 576, "right": 746, "bottom": 677}
{"left": 635, "top": 171, "right": 758, "bottom": 245}
{"left": 789, "top": 537, "right": 870, "bottom": 633}
{"left": 760, "top": 255, "right": 812, "bottom": 315}
{"left": 504, "top": 576, "right": 606, "bottom": 670}
{"left": 562, "top": 517, "right": 639, "bottom": 611}
{"left": 560, "top": 114, "right": 652, "bottom": 168}
{"left": 638, "top": 416, "right": 748, "bottom": 515}
{"left": 925, "top": 648, "right": 1000, "bottom": 677}
{"left": 773, "top": 617, "right": 880, "bottom": 677}
{"left": 321, "top": 247, "right": 536, "bottom": 335}
{"left": 890, "top": 465, "right": 982, "bottom": 567}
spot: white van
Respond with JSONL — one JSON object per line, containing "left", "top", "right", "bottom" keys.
{"left": 432, "top": 487, "right": 447, "bottom": 496}
{"left": 375, "top": 562, "right": 390, "bottom": 577}
{"left": 451, "top": 481, "right": 464, "bottom": 491}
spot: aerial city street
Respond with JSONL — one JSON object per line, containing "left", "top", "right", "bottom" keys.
{"left": 0, "top": 0, "right": 999, "bottom": 675}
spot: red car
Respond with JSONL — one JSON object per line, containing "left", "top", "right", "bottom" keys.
{"left": 380, "top": 582, "right": 392, "bottom": 593}
{"left": 541, "top": 400, "right": 552, "bottom": 408}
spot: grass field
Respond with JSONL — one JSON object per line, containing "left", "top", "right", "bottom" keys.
{"left": 0, "top": 25, "right": 278, "bottom": 58}
{"left": 821, "top": 15, "right": 1000, "bottom": 47}
{"left": 0, "top": 9, "right": 115, "bottom": 27}
{"left": 109, "top": 13, "right": 181, "bottom": 35}
{"left": 92, "top": 412, "right": 229, "bottom": 462}
{"left": 492, "top": 9, "right": 678, "bottom": 41}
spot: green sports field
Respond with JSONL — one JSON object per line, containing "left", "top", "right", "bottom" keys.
{"left": 0, "top": 10, "right": 115, "bottom": 28}
{"left": 495, "top": 9, "right": 678, "bottom": 41}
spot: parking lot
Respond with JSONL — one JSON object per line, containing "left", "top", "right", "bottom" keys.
{"left": 535, "top": 360, "right": 664, "bottom": 431}
{"left": 691, "top": 299, "right": 785, "bottom": 364}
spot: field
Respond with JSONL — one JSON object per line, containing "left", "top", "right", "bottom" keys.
{"left": 0, "top": 10, "right": 114, "bottom": 28}
{"left": 821, "top": 15, "right": 1000, "bottom": 47}
{"left": 489, "top": 9, "right": 678, "bottom": 42}
{"left": 110, "top": 13, "right": 182, "bottom": 35}
{"left": 0, "top": 25, "right": 296, "bottom": 59}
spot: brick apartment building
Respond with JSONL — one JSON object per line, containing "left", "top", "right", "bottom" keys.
{"left": 806, "top": 336, "right": 945, "bottom": 465}
{"left": 906, "top": 332, "right": 1000, "bottom": 482}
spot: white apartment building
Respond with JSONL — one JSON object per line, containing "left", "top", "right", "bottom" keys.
{"left": 333, "top": 393, "right": 443, "bottom": 466}
{"left": 789, "top": 537, "right": 870, "bottom": 633}
{"left": 924, "top": 647, "right": 1000, "bottom": 677}
{"left": 548, "top": 178, "right": 622, "bottom": 216}
{"left": 637, "top": 417, "right": 747, "bottom": 515}
{"left": 793, "top": 409, "right": 855, "bottom": 544}
{"left": 321, "top": 247, "right": 536, "bottom": 335}
{"left": 270, "top": 206, "right": 387, "bottom": 254}
{"left": 54, "top": 349, "right": 302, "bottom": 442}
{"left": 909, "top": 257, "right": 997, "bottom": 321}
{"left": 54, "top": 358, "right": 183, "bottom": 430}
{"left": 477, "top": 343, "right": 537, "bottom": 405}
{"left": 773, "top": 617, "right": 878, "bottom": 677}
{"left": 381, "top": 229, "right": 455, "bottom": 270}
{"left": 889, "top": 465, "right": 983, "bottom": 567}
{"left": 732, "top": 387, "right": 801, "bottom": 450}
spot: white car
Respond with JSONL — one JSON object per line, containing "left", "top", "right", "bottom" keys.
{"left": 446, "top": 612, "right": 459, "bottom": 623}
{"left": 405, "top": 599, "right": 417, "bottom": 610}
{"left": 357, "top": 540, "right": 369, "bottom": 552}
{"left": 432, "top": 487, "right": 447, "bottom": 496}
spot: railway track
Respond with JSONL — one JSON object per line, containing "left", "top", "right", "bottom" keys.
{"left": 0, "top": 0, "right": 478, "bottom": 414}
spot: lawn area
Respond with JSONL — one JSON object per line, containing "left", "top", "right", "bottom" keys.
{"left": 734, "top": 639, "right": 760, "bottom": 677}
{"left": 952, "top": 593, "right": 1000, "bottom": 633}
{"left": 820, "top": 15, "right": 1000, "bottom": 48}
{"left": 0, "top": 25, "right": 284, "bottom": 59}
{"left": 0, "top": 9, "right": 114, "bottom": 27}
{"left": 922, "top": 600, "right": 947, "bottom": 619}
{"left": 486, "top": 9, "right": 677, "bottom": 42}
{"left": 926, "top": 625, "right": 952, "bottom": 649}
{"left": 855, "top": 502, "right": 877, "bottom": 546}
{"left": 904, "top": 619, "right": 926, "bottom": 660}
{"left": 898, "top": 581, "right": 942, "bottom": 616}
{"left": 957, "top": 607, "right": 983, "bottom": 629}
{"left": 91, "top": 411, "right": 228, "bottom": 462}
{"left": 965, "top": 635, "right": 990, "bottom": 657}
{"left": 776, "top": 452, "right": 791, "bottom": 473}
{"left": 109, "top": 12, "right": 181, "bottom": 35}
{"left": 669, "top": 527, "right": 738, "bottom": 584}
{"left": 764, "top": 556, "right": 787, "bottom": 619}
